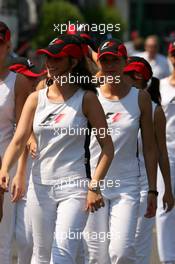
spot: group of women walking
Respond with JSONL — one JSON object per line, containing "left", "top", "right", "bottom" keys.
{"left": 0, "top": 21, "right": 174, "bottom": 264}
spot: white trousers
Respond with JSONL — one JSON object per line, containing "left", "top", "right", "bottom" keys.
{"left": 0, "top": 191, "right": 16, "bottom": 264}
{"left": 27, "top": 179, "right": 88, "bottom": 264}
{"left": 156, "top": 163, "right": 175, "bottom": 262}
{"left": 0, "top": 145, "right": 16, "bottom": 264}
{"left": 15, "top": 156, "right": 33, "bottom": 264}
{"left": 83, "top": 176, "right": 140, "bottom": 264}
{"left": 15, "top": 199, "right": 33, "bottom": 264}
{"left": 135, "top": 174, "right": 155, "bottom": 264}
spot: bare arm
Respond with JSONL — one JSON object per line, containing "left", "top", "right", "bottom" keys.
{"left": 154, "top": 105, "right": 174, "bottom": 211}
{"left": 83, "top": 91, "right": 114, "bottom": 212}
{"left": 14, "top": 74, "right": 34, "bottom": 175}
{"left": 35, "top": 79, "right": 46, "bottom": 91}
{"left": 83, "top": 91, "right": 114, "bottom": 183}
{"left": 9, "top": 74, "right": 34, "bottom": 201}
{"left": 0, "top": 92, "right": 38, "bottom": 189}
{"left": 25, "top": 78, "right": 46, "bottom": 159}
{"left": 139, "top": 90, "right": 157, "bottom": 190}
{"left": 139, "top": 90, "right": 158, "bottom": 218}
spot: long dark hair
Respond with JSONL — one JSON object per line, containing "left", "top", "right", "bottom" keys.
{"left": 146, "top": 77, "right": 161, "bottom": 105}
{"left": 46, "top": 57, "right": 97, "bottom": 94}
{"left": 70, "top": 56, "right": 97, "bottom": 93}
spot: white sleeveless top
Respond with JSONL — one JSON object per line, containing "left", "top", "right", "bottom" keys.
{"left": 160, "top": 77, "right": 175, "bottom": 163}
{"left": 90, "top": 87, "right": 140, "bottom": 182}
{"left": 138, "top": 102, "right": 157, "bottom": 176}
{"left": 0, "top": 71, "right": 17, "bottom": 155}
{"left": 32, "top": 87, "right": 88, "bottom": 185}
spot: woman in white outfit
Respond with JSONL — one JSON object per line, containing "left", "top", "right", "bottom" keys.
{"left": 156, "top": 42, "right": 175, "bottom": 264}
{"left": 8, "top": 56, "right": 47, "bottom": 264}
{"left": 84, "top": 39, "right": 157, "bottom": 264}
{"left": 123, "top": 56, "right": 174, "bottom": 264}
{"left": 0, "top": 21, "right": 32, "bottom": 264}
{"left": 0, "top": 34, "right": 114, "bottom": 264}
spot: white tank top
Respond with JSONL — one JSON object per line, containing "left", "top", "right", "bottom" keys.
{"left": 0, "top": 71, "right": 16, "bottom": 155}
{"left": 32, "top": 87, "right": 88, "bottom": 185}
{"left": 90, "top": 87, "right": 140, "bottom": 181}
{"left": 138, "top": 102, "right": 157, "bottom": 176}
{"left": 160, "top": 77, "right": 175, "bottom": 162}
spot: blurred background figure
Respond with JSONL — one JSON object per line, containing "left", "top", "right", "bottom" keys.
{"left": 125, "top": 30, "right": 144, "bottom": 56}
{"left": 138, "top": 35, "right": 170, "bottom": 79}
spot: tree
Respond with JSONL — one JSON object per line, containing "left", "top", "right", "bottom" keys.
{"left": 83, "top": 5, "right": 126, "bottom": 42}
{"left": 32, "top": 0, "right": 84, "bottom": 48}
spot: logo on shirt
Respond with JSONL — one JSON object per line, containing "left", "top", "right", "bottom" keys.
{"left": 40, "top": 113, "right": 65, "bottom": 126}
{"left": 105, "top": 112, "right": 122, "bottom": 123}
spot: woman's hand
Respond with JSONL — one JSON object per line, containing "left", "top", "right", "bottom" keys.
{"left": 163, "top": 190, "right": 174, "bottom": 213}
{"left": 85, "top": 189, "right": 105, "bottom": 213}
{"left": 0, "top": 170, "right": 10, "bottom": 191}
{"left": 11, "top": 174, "right": 26, "bottom": 203}
{"left": 145, "top": 193, "right": 157, "bottom": 218}
{"left": 27, "top": 136, "right": 37, "bottom": 159}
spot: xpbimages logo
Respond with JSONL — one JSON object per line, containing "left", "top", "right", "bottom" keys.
{"left": 53, "top": 20, "right": 121, "bottom": 35}
{"left": 52, "top": 73, "right": 121, "bottom": 86}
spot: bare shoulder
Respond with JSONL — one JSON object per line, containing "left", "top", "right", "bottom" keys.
{"left": 83, "top": 90, "right": 98, "bottom": 103}
{"left": 82, "top": 90, "right": 101, "bottom": 116}
{"left": 36, "top": 79, "right": 46, "bottom": 91}
{"left": 15, "top": 73, "right": 31, "bottom": 91}
{"left": 14, "top": 73, "right": 34, "bottom": 100}
{"left": 25, "top": 91, "right": 39, "bottom": 109}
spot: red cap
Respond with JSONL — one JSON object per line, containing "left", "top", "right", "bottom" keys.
{"left": 123, "top": 56, "right": 153, "bottom": 81}
{"left": 8, "top": 57, "right": 47, "bottom": 78}
{"left": 37, "top": 35, "right": 87, "bottom": 59}
{"left": 168, "top": 41, "right": 175, "bottom": 53}
{"left": 97, "top": 39, "right": 127, "bottom": 60}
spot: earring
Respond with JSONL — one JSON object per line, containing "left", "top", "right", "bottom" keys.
{"left": 46, "top": 78, "right": 53, "bottom": 86}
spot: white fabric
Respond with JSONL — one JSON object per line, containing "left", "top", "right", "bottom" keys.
{"left": 16, "top": 199, "right": 33, "bottom": 264}
{"left": 0, "top": 71, "right": 17, "bottom": 264}
{"left": 156, "top": 78, "right": 175, "bottom": 262}
{"left": 27, "top": 180, "right": 88, "bottom": 264}
{"left": 84, "top": 177, "right": 140, "bottom": 264}
{"left": 84, "top": 87, "right": 141, "bottom": 263}
{"left": 0, "top": 72, "right": 16, "bottom": 145}
{"left": 138, "top": 52, "right": 170, "bottom": 79}
{"left": 135, "top": 174, "right": 155, "bottom": 264}
{"left": 90, "top": 87, "right": 140, "bottom": 186}
{"left": 15, "top": 154, "right": 33, "bottom": 264}
{"left": 160, "top": 78, "right": 175, "bottom": 163}
{"left": 32, "top": 88, "right": 88, "bottom": 185}
{"left": 156, "top": 163, "right": 175, "bottom": 262}
{"left": 134, "top": 102, "right": 157, "bottom": 264}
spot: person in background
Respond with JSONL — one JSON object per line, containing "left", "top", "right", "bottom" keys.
{"left": 8, "top": 56, "right": 47, "bottom": 264}
{"left": 0, "top": 21, "right": 32, "bottom": 264}
{"left": 156, "top": 42, "right": 175, "bottom": 264}
{"left": 84, "top": 39, "right": 157, "bottom": 264}
{"left": 123, "top": 56, "right": 174, "bottom": 264}
{"left": 137, "top": 35, "right": 170, "bottom": 79}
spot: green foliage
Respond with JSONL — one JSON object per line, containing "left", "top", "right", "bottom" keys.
{"left": 32, "top": 0, "right": 84, "bottom": 48}
{"left": 83, "top": 5, "right": 126, "bottom": 39}
{"left": 32, "top": 1, "right": 127, "bottom": 48}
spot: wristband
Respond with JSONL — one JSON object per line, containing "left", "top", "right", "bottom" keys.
{"left": 88, "top": 186, "right": 101, "bottom": 194}
{"left": 148, "top": 190, "right": 158, "bottom": 197}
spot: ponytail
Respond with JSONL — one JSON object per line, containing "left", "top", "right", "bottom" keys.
{"left": 146, "top": 77, "right": 161, "bottom": 105}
